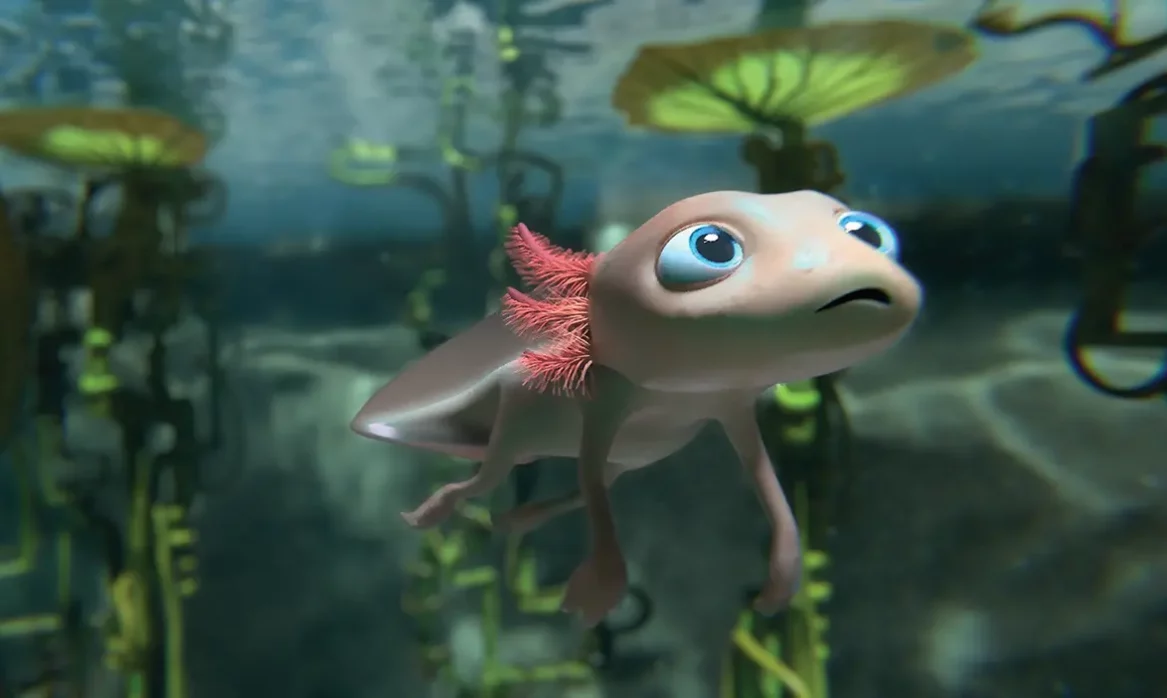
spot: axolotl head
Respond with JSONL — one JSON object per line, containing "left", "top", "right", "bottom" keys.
{"left": 583, "top": 190, "right": 922, "bottom": 391}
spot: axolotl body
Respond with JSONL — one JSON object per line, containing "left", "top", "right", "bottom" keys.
{"left": 352, "top": 190, "right": 921, "bottom": 626}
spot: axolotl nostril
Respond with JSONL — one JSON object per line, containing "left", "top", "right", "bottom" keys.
{"left": 351, "top": 189, "right": 922, "bottom": 627}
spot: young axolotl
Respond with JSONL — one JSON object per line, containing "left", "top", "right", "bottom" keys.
{"left": 352, "top": 190, "right": 921, "bottom": 627}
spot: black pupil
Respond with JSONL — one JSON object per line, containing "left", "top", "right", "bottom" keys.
{"left": 848, "top": 222, "right": 882, "bottom": 248}
{"left": 695, "top": 227, "right": 735, "bottom": 264}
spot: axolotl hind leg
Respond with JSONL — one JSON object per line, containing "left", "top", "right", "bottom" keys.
{"left": 401, "top": 386, "right": 534, "bottom": 529}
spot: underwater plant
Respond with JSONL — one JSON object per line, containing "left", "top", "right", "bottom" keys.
{"left": 611, "top": 20, "right": 977, "bottom": 194}
{"left": 0, "top": 105, "right": 209, "bottom": 330}
{"left": 970, "top": 1, "right": 1167, "bottom": 399}
{"left": 0, "top": 105, "right": 211, "bottom": 440}
{"left": 0, "top": 9, "right": 232, "bottom": 691}
{"left": 972, "top": 0, "right": 1167, "bottom": 82}
{"left": 330, "top": 3, "right": 484, "bottom": 329}
{"left": 485, "top": 1, "right": 605, "bottom": 181}
{"left": 439, "top": 0, "right": 594, "bottom": 300}
{"left": 84, "top": 0, "right": 233, "bottom": 145}
{"left": 483, "top": 0, "right": 606, "bottom": 290}
{"left": 328, "top": 135, "right": 464, "bottom": 342}
{"left": 0, "top": 190, "right": 32, "bottom": 449}
{"left": 2, "top": 185, "right": 76, "bottom": 238}
{"left": 331, "top": 0, "right": 606, "bottom": 322}
{"left": 0, "top": 106, "right": 205, "bottom": 168}
{"left": 0, "top": 13, "right": 84, "bottom": 103}
{"left": 0, "top": 106, "right": 227, "bottom": 698}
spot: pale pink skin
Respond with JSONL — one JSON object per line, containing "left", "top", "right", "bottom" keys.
{"left": 352, "top": 190, "right": 922, "bottom": 627}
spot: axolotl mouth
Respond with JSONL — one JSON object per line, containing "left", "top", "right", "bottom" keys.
{"left": 814, "top": 287, "right": 893, "bottom": 312}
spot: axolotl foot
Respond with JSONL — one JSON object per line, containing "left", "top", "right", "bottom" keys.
{"left": 752, "top": 548, "right": 802, "bottom": 614}
{"left": 400, "top": 483, "right": 463, "bottom": 529}
{"left": 561, "top": 551, "right": 628, "bottom": 628}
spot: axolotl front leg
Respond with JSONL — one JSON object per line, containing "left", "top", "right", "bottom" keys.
{"left": 720, "top": 402, "right": 802, "bottom": 611}
{"left": 556, "top": 366, "right": 637, "bottom": 627}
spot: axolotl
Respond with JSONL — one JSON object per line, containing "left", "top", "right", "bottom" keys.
{"left": 352, "top": 189, "right": 921, "bottom": 626}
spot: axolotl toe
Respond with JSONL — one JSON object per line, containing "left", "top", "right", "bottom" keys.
{"left": 352, "top": 189, "right": 921, "bottom": 627}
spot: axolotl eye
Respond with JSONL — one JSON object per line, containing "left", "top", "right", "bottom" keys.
{"left": 656, "top": 223, "right": 744, "bottom": 290}
{"left": 838, "top": 211, "right": 900, "bottom": 260}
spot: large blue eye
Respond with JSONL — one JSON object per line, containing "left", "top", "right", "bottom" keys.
{"left": 838, "top": 211, "right": 899, "bottom": 259}
{"left": 656, "top": 223, "right": 744, "bottom": 290}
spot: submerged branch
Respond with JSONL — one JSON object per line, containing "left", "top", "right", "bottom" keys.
{"left": 971, "top": 0, "right": 1167, "bottom": 81}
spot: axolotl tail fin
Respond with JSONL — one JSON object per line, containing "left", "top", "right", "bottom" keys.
{"left": 350, "top": 312, "right": 523, "bottom": 460}
{"left": 351, "top": 224, "right": 599, "bottom": 457}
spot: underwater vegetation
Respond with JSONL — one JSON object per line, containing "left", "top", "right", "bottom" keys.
{"left": 0, "top": 31, "right": 231, "bottom": 695}
{"left": 0, "top": 0, "right": 1161, "bottom": 697}
{"left": 325, "top": 0, "right": 623, "bottom": 324}
{"left": 611, "top": 20, "right": 976, "bottom": 194}
{"left": 0, "top": 0, "right": 230, "bottom": 137}
{"left": 967, "top": 0, "right": 1167, "bottom": 397}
